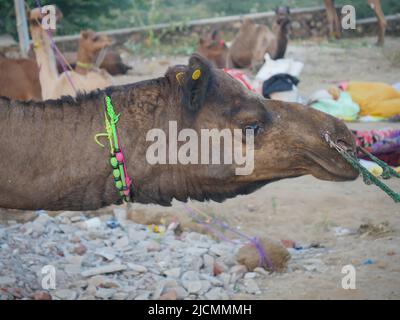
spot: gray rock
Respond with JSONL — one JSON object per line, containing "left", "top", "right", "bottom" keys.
{"left": 254, "top": 267, "right": 269, "bottom": 276}
{"left": 182, "top": 280, "right": 202, "bottom": 294}
{"left": 135, "top": 291, "right": 151, "bottom": 300}
{"left": 112, "top": 291, "right": 129, "bottom": 300}
{"left": 163, "top": 267, "right": 181, "bottom": 278}
{"left": 205, "top": 287, "right": 228, "bottom": 300}
{"left": 95, "top": 247, "right": 117, "bottom": 261}
{"left": 244, "top": 278, "right": 261, "bottom": 295}
{"left": 229, "top": 265, "right": 247, "bottom": 282}
{"left": 81, "top": 264, "right": 127, "bottom": 277}
{"left": 172, "top": 286, "right": 188, "bottom": 300}
{"left": 95, "top": 288, "right": 117, "bottom": 299}
{"left": 181, "top": 270, "right": 200, "bottom": 282}
{"left": 54, "top": 289, "right": 77, "bottom": 300}
{"left": 244, "top": 272, "right": 257, "bottom": 279}
{"left": 127, "top": 263, "right": 147, "bottom": 273}
{"left": 0, "top": 276, "right": 16, "bottom": 286}
{"left": 114, "top": 236, "right": 130, "bottom": 249}
{"left": 128, "top": 228, "right": 148, "bottom": 242}
{"left": 203, "top": 254, "right": 214, "bottom": 274}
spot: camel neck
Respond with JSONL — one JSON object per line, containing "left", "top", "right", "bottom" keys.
{"left": 30, "top": 25, "right": 59, "bottom": 98}
{"left": 75, "top": 43, "right": 94, "bottom": 75}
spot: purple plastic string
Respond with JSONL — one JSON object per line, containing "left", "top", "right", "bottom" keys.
{"left": 183, "top": 204, "right": 274, "bottom": 270}
{"left": 35, "top": 0, "right": 78, "bottom": 94}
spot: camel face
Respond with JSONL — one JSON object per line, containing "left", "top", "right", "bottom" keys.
{"left": 183, "top": 62, "right": 358, "bottom": 187}
{"left": 148, "top": 55, "right": 358, "bottom": 203}
{"left": 79, "top": 30, "right": 113, "bottom": 60}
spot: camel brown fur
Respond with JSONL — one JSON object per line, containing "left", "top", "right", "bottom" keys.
{"left": 197, "top": 30, "right": 229, "bottom": 68}
{"left": 29, "top": 9, "right": 114, "bottom": 100}
{"left": 55, "top": 49, "right": 132, "bottom": 76}
{"left": 0, "top": 55, "right": 42, "bottom": 101}
{"left": 0, "top": 54, "right": 358, "bottom": 211}
{"left": 324, "top": 0, "right": 386, "bottom": 46}
{"left": 229, "top": 7, "right": 291, "bottom": 69}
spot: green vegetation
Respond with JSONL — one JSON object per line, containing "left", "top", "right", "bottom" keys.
{"left": 1, "top": 0, "right": 399, "bottom": 38}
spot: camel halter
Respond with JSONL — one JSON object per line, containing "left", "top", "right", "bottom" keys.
{"left": 324, "top": 133, "right": 400, "bottom": 203}
{"left": 76, "top": 61, "right": 94, "bottom": 70}
{"left": 95, "top": 95, "right": 133, "bottom": 202}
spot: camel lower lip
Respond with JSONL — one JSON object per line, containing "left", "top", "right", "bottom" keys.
{"left": 305, "top": 151, "right": 359, "bottom": 180}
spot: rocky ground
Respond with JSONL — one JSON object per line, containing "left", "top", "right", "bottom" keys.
{"left": 1, "top": 36, "right": 400, "bottom": 300}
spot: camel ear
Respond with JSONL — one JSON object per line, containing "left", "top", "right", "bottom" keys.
{"left": 182, "top": 54, "right": 212, "bottom": 113}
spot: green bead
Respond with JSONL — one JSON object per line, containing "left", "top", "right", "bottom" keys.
{"left": 115, "top": 180, "right": 123, "bottom": 190}
{"left": 110, "top": 157, "right": 118, "bottom": 168}
{"left": 113, "top": 169, "right": 121, "bottom": 179}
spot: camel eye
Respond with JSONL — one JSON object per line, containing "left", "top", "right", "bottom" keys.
{"left": 244, "top": 123, "right": 262, "bottom": 136}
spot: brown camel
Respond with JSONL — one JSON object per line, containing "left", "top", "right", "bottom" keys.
{"left": 197, "top": 30, "right": 229, "bottom": 68}
{"left": 55, "top": 49, "right": 132, "bottom": 76}
{"left": 0, "top": 54, "right": 358, "bottom": 211}
{"left": 29, "top": 9, "right": 114, "bottom": 100}
{"left": 229, "top": 7, "right": 291, "bottom": 69}
{"left": 324, "top": 0, "right": 386, "bottom": 46}
{"left": 0, "top": 55, "right": 42, "bottom": 101}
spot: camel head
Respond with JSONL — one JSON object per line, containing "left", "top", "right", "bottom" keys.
{"left": 28, "top": 6, "right": 63, "bottom": 28}
{"left": 274, "top": 6, "right": 292, "bottom": 34}
{"left": 79, "top": 30, "right": 113, "bottom": 61}
{"left": 136, "top": 54, "right": 358, "bottom": 204}
{"left": 197, "top": 30, "right": 229, "bottom": 68}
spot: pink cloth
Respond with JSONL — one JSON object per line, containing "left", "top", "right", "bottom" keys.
{"left": 223, "top": 69, "right": 256, "bottom": 92}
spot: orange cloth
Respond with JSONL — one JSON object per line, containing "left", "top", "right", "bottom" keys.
{"left": 347, "top": 82, "right": 400, "bottom": 118}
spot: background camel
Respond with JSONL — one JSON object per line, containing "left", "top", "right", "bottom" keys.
{"left": 29, "top": 9, "right": 114, "bottom": 100}
{"left": 197, "top": 30, "right": 229, "bottom": 68}
{"left": 228, "top": 7, "right": 291, "bottom": 69}
{"left": 324, "top": 0, "right": 386, "bottom": 45}
{"left": 55, "top": 49, "right": 132, "bottom": 76}
{"left": 0, "top": 54, "right": 358, "bottom": 211}
{"left": 196, "top": 7, "right": 291, "bottom": 69}
{"left": 0, "top": 55, "right": 41, "bottom": 101}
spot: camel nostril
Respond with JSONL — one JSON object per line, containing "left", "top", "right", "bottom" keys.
{"left": 336, "top": 139, "right": 355, "bottom": 154}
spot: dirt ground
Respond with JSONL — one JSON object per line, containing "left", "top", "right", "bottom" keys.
{"left": 2, "top": 36, "right": 400, "bottom": 299}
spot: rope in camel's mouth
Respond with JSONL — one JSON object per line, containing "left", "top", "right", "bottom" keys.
{"left": 324, "top": 133, "right": 400, "bottom": 203}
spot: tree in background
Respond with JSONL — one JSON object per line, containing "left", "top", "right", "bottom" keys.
{"left": 1, "top": 0, "right": 399, "bottom": 38}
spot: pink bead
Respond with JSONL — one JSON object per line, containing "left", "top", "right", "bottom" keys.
{"left": 115, "top": 152, "right": 124, "bottom": 162}
{"left": 123, "top": 189, "right": 130, "bottom": 196}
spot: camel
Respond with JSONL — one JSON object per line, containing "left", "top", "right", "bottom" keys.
{"left": 29, "top": 9, "right": 114, "bottom": 100}
{"left": 0, "top": 54, "right": 358, "bottom": 211}
{"left": 197, "top": 30, "right": 229, "bottom": 68}
{"left": 228, "top": 7, "right": 291, "bottom": 69}
{"left": 54, "top": 49, "right": 132, "bottom": 76}
{"left": 324, "top": 0, "right": 386, "bottom": 46}
{"left": 0, "top": 55, "right": 42, "bottom": 101}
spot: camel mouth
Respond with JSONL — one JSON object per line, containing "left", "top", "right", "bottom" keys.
{"left": 305, "top": 149, "right": 359, "bottom": 181}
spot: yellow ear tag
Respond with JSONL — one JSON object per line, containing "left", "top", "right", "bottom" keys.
{"left": 176, "top": 72, "right": 184, "bottom": 86}
{"left": 192, "top": 69, "right": 201, "bottom": 80}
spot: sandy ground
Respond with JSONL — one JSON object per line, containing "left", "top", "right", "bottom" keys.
{"left": 1, "top": 36, "right": 400, "bottom": 299}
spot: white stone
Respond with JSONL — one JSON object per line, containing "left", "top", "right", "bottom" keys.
{"left": 0, "top": 276, "right": 16, "bottom": 286}
{"left": 127, "top": 263, "right": 147, "bottom": 273}
{"left": 95, "top": 247, "right": 116, "bottom": 261}
{"left": 54, "top": 289, "right": 77, "bottom": 300}
{"left": 163, "top": 267, "right": 181, "bottom": 278}
{"left": 81, "top": 264, "right": 127, "bottom": 277}
{"left": 182, "top": 280, "right": 202, "bottom": 294}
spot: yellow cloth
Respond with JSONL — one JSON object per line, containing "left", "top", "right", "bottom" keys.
{"left": 347, "top": 82, "right": 400, "bottom": 118}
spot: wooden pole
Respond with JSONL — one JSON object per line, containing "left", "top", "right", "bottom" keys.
{"left": 14, "top": 0, "right": 30, "bottom": 57}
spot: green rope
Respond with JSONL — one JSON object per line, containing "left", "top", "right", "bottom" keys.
{"left": 358, "top": 147, "right": 400, "bottom": 180}
{"left": 340, "top": 150, "right": 400, "bottom": 203}
{"left": 105, "top": 96, "right": 120, "bottom": 151}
